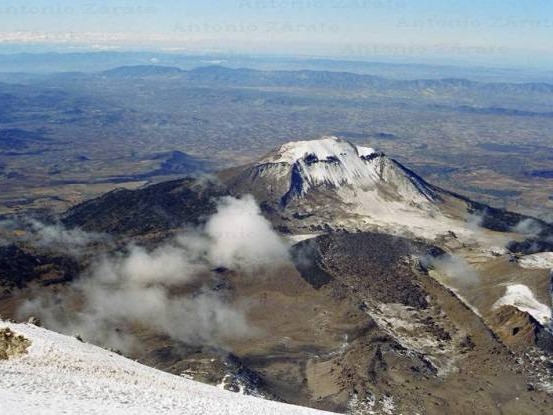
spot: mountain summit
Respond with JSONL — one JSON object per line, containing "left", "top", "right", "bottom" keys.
{"left": 226, "top": 136, "right": 551, "bottom": 240}
{"left": 259, "top": 137, "right": 438, "bottom": 204}
{"left": 226, "top": 136, "right": 459, "bottom": 237}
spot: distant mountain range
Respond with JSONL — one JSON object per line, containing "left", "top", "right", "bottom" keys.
{"left": 98, "top": 64, "right": 553, "bottom": 96}
{"left": 1, "top": 51, "right": 552, "bottom": 83}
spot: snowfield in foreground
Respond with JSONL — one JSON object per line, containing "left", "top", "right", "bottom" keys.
{"left": 0, "top": 321, "right": 331, "bottom": 415}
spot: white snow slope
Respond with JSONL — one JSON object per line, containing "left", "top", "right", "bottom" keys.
{"left": 0, "top": 321, "right": 332, "bottom": 415}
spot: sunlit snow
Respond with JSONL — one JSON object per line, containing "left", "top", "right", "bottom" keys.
{"left": 0, "top": 321, "right": 331, "bottom": 415}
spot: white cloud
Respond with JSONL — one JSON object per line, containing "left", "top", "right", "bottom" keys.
{"left": 19, "top": 195, "right": 286, "bottom": 351}
{"left": 206, "top": 195, "right": 290, "bottom": 269}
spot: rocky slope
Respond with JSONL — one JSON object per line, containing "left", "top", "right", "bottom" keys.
{"left": 62, "top": 178, "right": 226, "bottom": 237}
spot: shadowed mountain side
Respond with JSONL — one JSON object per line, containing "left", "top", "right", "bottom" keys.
{"left": 62, "top": 178, "right": 227, "bottom": 236}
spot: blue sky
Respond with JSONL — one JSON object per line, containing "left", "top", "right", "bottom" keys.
{"left": 1, "top": 0, "right": 552, "bottom": 66}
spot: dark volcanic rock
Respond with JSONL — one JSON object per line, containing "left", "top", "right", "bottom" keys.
{"left": 291, "top": 238, "right": 334, "bottom": 289}
{"left": 468, "top": 202, "right": 553, "bottom": 235}
{"left": 506, "top": 238, "right": 553, "bottom": 254}
{"left": 293, "top": 232, "right": 438, "bottom": 308}
{"left": 0, "top": 245, "right": 42, "bottom": 288}
{"left": 62, "top": 178, "right": 227, "bottom": 236}
{"left": 0, "top": 244, "right": 78, "bottom": 289}
{"left": 437, "top": 187, "right": 553, "bottom": 235}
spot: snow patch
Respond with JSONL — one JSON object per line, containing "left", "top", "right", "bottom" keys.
{"left": 381, "top": 395, "right": 396, "bottom": 415}
{"left": 493, "top": 284, "right": 551, "bottom": 325}
{"left": 518, "top": 252, "right": 553, "bottom": 270}
{"left": 356, "top": 145, "right": 377, "bottom": 158}
{"left": 286, "top": 233, "right": 322, "bottom": 243}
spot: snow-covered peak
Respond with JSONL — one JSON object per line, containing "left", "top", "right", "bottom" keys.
{"left": 263, "top": 136, "right": 375, "bottom": 165}
{"left": 244, "top": 135, "right": 441, "bottom": 211}
{"left": 258, "top": 136, "right": 385, "bottom": 193}
{"left": 230, "top": 135, "right": 446, "bottom": 237}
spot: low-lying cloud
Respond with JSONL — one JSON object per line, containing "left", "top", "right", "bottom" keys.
{"left": 466, "top": 211, "right": 484, "bottom": 231}
{"left": 421, "top": 253, "right": 479, "bottom": 286}
{"left": 19, "top": 195, "right": 289, "bottom": 351}
{"left": 206, "top": 194, "right": 289, "bottom": 269}
{"left": 0, "top": 218, "right": 107, "bottom": 254}
{"left": 512, "top": 218, "right": 545, "bottom": 237}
